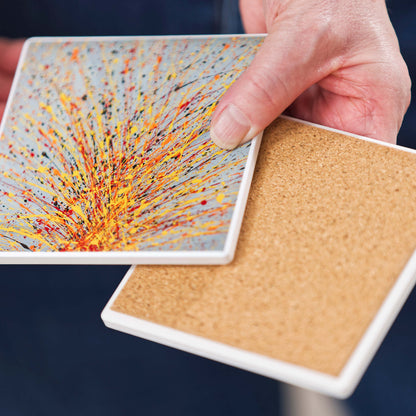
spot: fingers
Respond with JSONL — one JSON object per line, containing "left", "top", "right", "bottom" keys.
{"left": 0, "top": 38, "right": 25, "bottom": 123}
{"left": 0, "top": 38, "right": 24, "bottom": 74}
{"left": 0, "top": 69, "right": 15, "bottom": 124}
{"left": 239, "top": 0, "right": 266, "bottom": 33}
{"left": 0, "top": 72, "right": 14, "bottom": 123}
{"left": 0, "top": 71, "right": 14, "bottom": 101}
{"left": 210, "top": 15, "right": 337, "bottom": 149}
{"left": 0, "top": 102, "right": 6, "bottom": 122}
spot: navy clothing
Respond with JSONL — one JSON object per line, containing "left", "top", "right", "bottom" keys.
{"left": 0, "top": 1, "right": 415, "bottom": 415}
{"left": 0, "top": 0, "right": 240, "bottom": 37}
{"left": 0, "top": 266, "right": 279, "bottom": 416}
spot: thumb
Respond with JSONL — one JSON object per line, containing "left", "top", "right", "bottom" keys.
{"left": 210, "top": 19, "right": 336, "bottom": 149}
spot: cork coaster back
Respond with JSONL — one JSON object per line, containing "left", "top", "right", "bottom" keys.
{"left": 110, "top": 118, "right": 416, "bottom": 377}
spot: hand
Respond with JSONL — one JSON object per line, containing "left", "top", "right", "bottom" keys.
{"left": 210, "top": 0, "right": 411, "bottom": 148}
{"left": 0, "top": 38, "right": 24, "bottom": 120}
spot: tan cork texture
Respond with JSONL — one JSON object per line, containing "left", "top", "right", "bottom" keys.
{"left": 111, "top": 118, "right": 416, "bottom": 376}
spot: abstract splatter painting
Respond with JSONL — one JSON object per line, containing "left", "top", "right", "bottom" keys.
{"left": 0, "top": 35, "right": 263, "bottom": 263}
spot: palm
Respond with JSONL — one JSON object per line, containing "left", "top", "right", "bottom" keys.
{"left": 0, "top": 39, "right": 24, "bottom": 120}
{"left": 290, "top": 86, "right": 367, "bottom": 134}
{"left": 288, "top": 62, "right": 401, "bottom": 143}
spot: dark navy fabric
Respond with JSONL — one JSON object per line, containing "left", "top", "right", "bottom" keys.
{"left": 0, "top": 0, "right": 243, "bottom": 37}
{"left": 0, "top": 0, "right": 217, "bottom": 37}
{"left": 0, "top": 1, "right": 415, "bottom": 415}
{"left": 0, "top": 266, "right": 279, "bottom": 416}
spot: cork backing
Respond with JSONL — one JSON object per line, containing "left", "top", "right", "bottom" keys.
{"left": 111, "top": 118, "right": 416, "bottom": 376}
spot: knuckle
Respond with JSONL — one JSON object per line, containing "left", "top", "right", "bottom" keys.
{"left": 395, "top": 57, "right": 412, "bottom": 110}
{"left": 246, "top": 68, "right": 288, "bottom": 108}
{"left": 403, "top": 68, "right": 412, "bottom": 109}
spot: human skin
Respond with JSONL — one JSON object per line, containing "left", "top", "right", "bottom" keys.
{"left": 0, "top": 38, "right": 24, "bottom": 120}
{"left": 210, "top": 0, "right": 411, "bottom": 148}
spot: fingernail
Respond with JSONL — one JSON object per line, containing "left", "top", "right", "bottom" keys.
{"left": 211, "top": 104, "right": 251, "bottom": 149}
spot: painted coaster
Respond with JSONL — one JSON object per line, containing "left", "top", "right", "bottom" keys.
{"left": 102, "top": 117, "right": 416, "bottom": 398}
{"left": 0, "top": 35, "right": 263, "bottom": 264}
